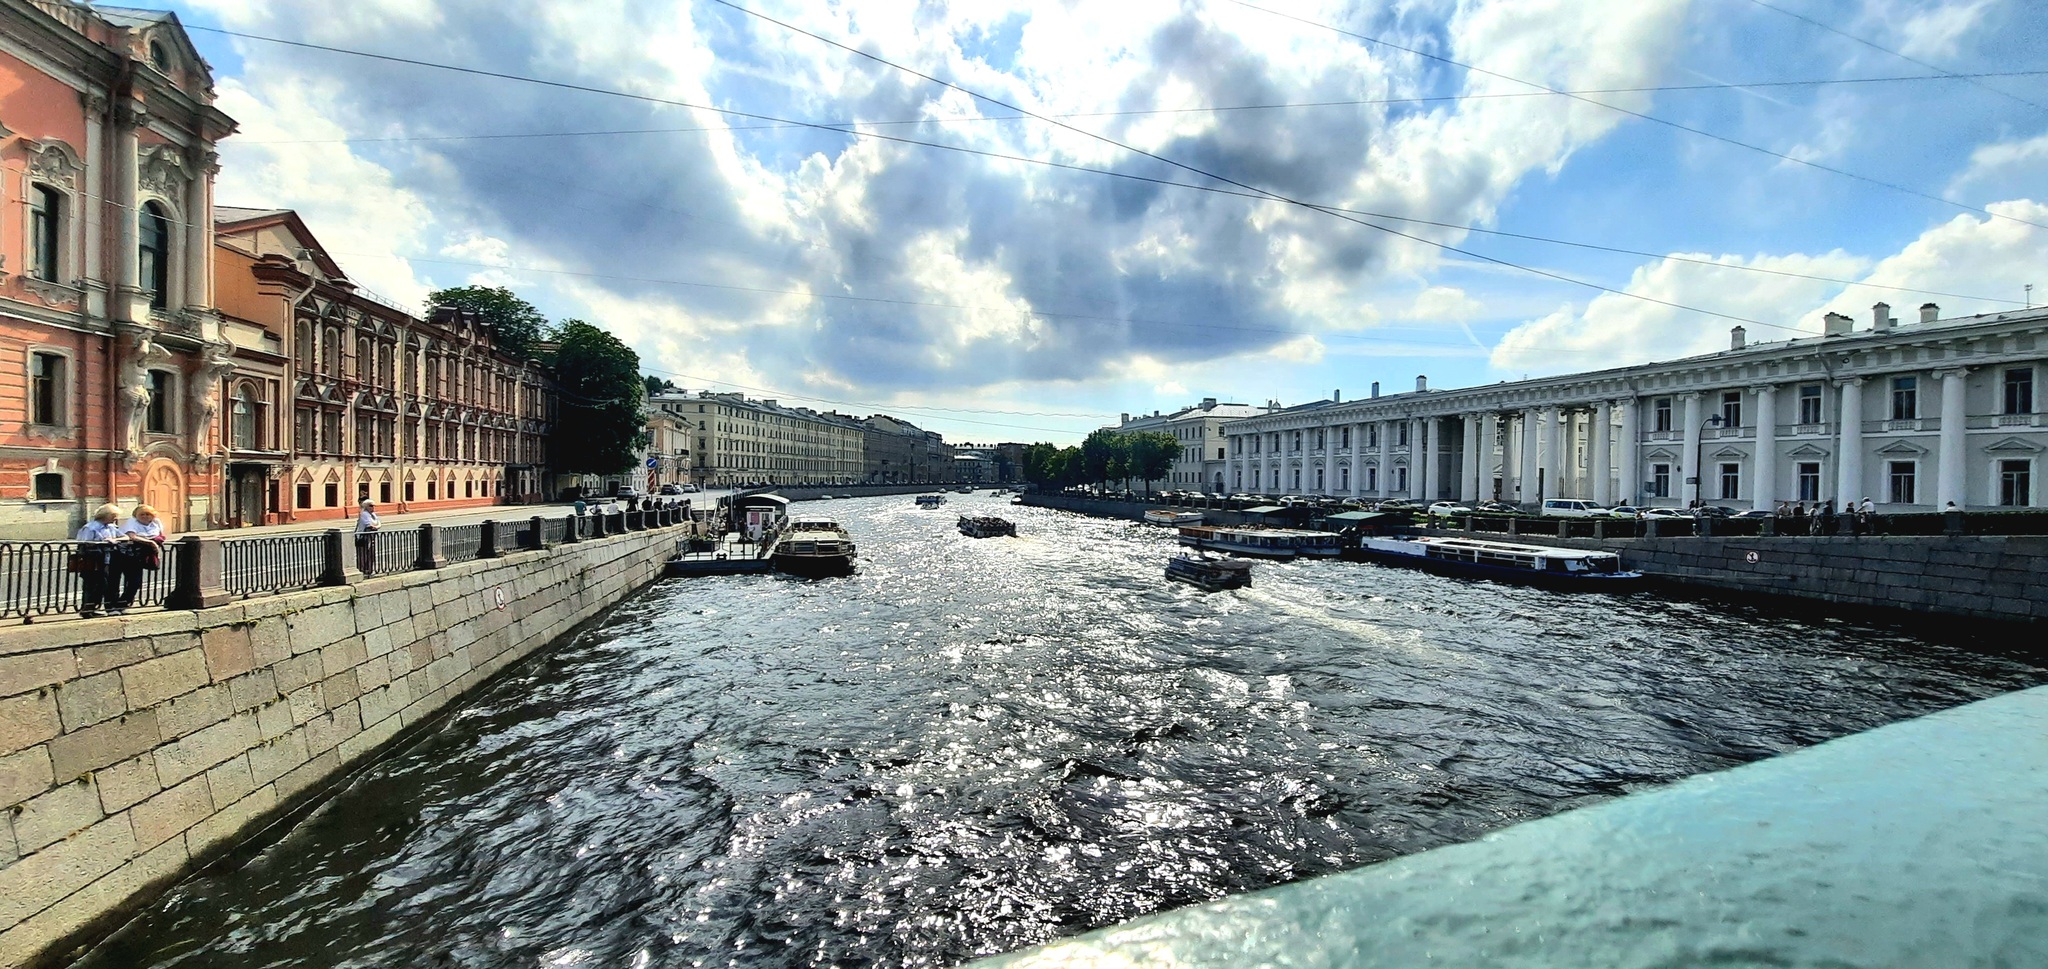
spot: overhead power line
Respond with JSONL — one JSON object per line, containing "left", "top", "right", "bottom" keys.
{"left": 1744, "top": 0, "right": 2047, "bottom": 113}
{"left": 237, "top": 69, "right": 2048, "bottom": 145}
{"left": 1217, "top": 0, "right": 2048, "bottom": 231}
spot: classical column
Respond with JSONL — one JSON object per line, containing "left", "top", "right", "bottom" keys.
{"left": 1461, "top": 414, "right": 1481, "bottom": 502}
{"left": 1752, "top": 385, "right": 1778, "bottom": 511}
{"left": 1681, "top": 393, "right": 1703, "bottom": 506}
{"left": 1518, "top": 409, "right": 1539, "bottom": 506}
{"left": 1591, "top": 401, "right": 1614, "bottom": 506}
{"left": 1481, "top": 412, "right": 1501, "bottom": 500}
{"left": 1836, "top": 378, "right": 1865, "bottom": 506}
{"left": 115, "top": 104, "right": 145, "bottom": 320}
{"left": 184, "top": 148, "right": 215, "bottom": 310}
{"left": 82, "top": 94, "right": 108, "bottom": 317}
{"left": 1618, "top": 399, "right": 1641, "bottom": 505}
{"left": 1937, "top": 369, "right": 1967, "bottom": 508}
{"left": 1351, "top": 423, "right": 1366, "bottom": 496}
{"left": 1544, "top": 405, "right": 1566, "bottom": 499}
{"left": 1378, "top": 420, "right": 1393, "bottom": 497}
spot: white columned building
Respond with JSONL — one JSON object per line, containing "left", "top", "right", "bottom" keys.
{"left": 1221, "top": 305, "right": 2048, "bottom": 512}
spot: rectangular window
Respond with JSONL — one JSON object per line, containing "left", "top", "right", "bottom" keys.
{"left": 1292, "top": 469, "right": 1301, "bottom": 490}
{"left": 1798, "top": 384, "right": 1823, "bottom": 425}
{"left": 296, "top": 482, "right": 312, "bottom": 509}
{"left": 404, "top": 480, "right": 416, "bottom": 502}
{"left": 1397, "top": 424, "right": 1409, "bottom": 446}
{"left": 324, "top": 482, "right": 339, "bottom": 507}
{"left": 1651, "top": 463, "right": 1671, "bottom": 498}
{"left": 1891, "top": 376, "right": 1918, "bottom": 420}
{"left": 1653, "top": 397, "right": 1673, "bottom": 432}
{"left": 1366, "top": 467, "right": 1378, "bottom": 491}
{"left": 1338, "top": 467, "right": 1349, "bottom": 491}
{"left": 1888, "top": 461, "right": 1917, "bottom": 504}
{"left": 2005, "top": 368, "right": 2034, "bottom": 415}
{"left": 145, "top": 370, "right": 172, "bottom": 433}
{"left": 1719, "top": 462, "right": 1740, "bottom": 501}
{"left": 1216, "top": 447, "right": 1225, "bottom": 460}
{"left": 380, "top": 481, "right": 393, "bottom": 504}
{"left": 32, "top": 472, "right": 63, "bottom": 500}
{"left": 2000, "top": 460, "right": 2032, "bottom": 507}
{"left": 1797, "top": 462, "right": 1821, "bottom": 502}
{"left": 30, "top": 352, "right": 65, "bottom": 426}
{"left": 1368, "top": 426, "right": 1379, "bottom": 448}
{"left": 1314, "top": 468, "right": 1324, "bottom": 491}
{"left": 30, "top": 186, "right": 61, "bottom": 282}
{"left": 1720, "top": 391, "right": 1742, "bottom": 428}
{"left": 1340, "top": 427, "right": 1350, "bottom": 448}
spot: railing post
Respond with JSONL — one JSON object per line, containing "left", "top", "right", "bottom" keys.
{"left": 1944, "top": 508, "right": 1966, "bottom": 537}
{"left": 529, "top": 515, "right": 547, "bottom": 550}
{"left": 164, "top": 534, "right": 230, "bottom": 610}
{"left": 559, "top": 514, "right": 579, "bottom": 544}
{"left": 319, "top": 529, "right": 348, "bottom": 586}
{"left": 416, "top": 523, "right": 445, "bottom": 569}
{"left": 1506, "top": 517, "right": 1520, "bottom": 536}
{"left": 1593, "top": 520, "right": 1607, "bottom": 540}
{"left": 478, "top": 520, "right": 500, "bottom": 559}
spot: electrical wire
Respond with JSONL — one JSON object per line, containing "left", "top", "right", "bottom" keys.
{"left": 1216, "top": 0, "right": 2048, "bottom": 231}
{"left": 1743, "top": 0, "right": 2047, "bottom": 113}
{"left": 185, "top": 21, "right": 2029, "bottom": 317}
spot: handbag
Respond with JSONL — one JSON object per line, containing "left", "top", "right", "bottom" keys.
{"left": 66, "top": 551, "right": 91, "bottom": 574}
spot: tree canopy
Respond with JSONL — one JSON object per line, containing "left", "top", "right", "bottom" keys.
{"left": 644, "top": 375, "right": 678, "bottom": 398}
{"left": 426, "top": 285, "right": 550, "bottom": 361}
{"left": 550, "top": 319, "right": 649, "bottom": 475}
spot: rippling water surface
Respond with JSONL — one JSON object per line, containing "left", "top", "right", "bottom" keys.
{"left": 76, "top": 495, "right": 2046, "bottom": 969}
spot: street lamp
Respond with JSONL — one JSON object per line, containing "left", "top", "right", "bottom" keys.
{"left": 1692, "top": 413, "right": 1724, "bottom": 507}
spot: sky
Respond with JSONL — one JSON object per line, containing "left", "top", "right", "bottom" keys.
{"left": 140, "top": 0, "right": 2048, "bottom": 445}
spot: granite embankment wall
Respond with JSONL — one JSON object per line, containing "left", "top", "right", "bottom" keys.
{"left": 0, "top": 527, "right": 684, "bottom": 967}
{"left": 768, "top": 484, "right": 955, "bottom": 502}
{"left": 1468, "top": 532, "right": 2048, "bottom": 624}
{"left": 1020, "top": 494, "right": 1263, "bottom": 527}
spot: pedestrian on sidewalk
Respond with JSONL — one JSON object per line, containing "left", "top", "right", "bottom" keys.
{"left": 1858, "top": 496, "right": 1879, "bottom": 535}
{"left": 111, "top": 504, "right": 167, "bottom": 614}
{"left": 74, "top": 505, "right": 122, "bottom": 618}
{"left": 355, "top": 499, "right": 380, "bottom": 574}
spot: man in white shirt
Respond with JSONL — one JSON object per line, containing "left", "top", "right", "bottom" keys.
{"left": 355, "top": 500, "right": 380, "bottom": 574}
{"left": 111, "top": 504, "right": 167, "bottom": 613}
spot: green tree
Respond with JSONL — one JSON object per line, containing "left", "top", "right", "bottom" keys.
{"left": 1081, "top": 428, "right": 1124, "bottom": 488}
{"left": 550, "top": 319, "right": 649, "bottom": 475}
{"left": 643, "top": 375, "right": 677, "bottom": 398}
{"left": 1129, "top": 431, "right": 1179, "bottom": 492}
{"left": 426, "top": 285, "right": 550, "bottom": 361}
{"left": 1057, "top": 446, "right": 1084, "bottom": 486}
{"left": 1022, "top": 442, "right": 1061, "bottom": 486}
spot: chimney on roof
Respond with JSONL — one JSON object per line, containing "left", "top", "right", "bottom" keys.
{"left": 1823, "top": 312, "right": 1854, "bottom": 336}
{"left": 1873, "top": 302, "right": 1893, "bottom": 332}
{"left": 1920, "top": 302, "right": 1939, "bottom": 324}
{"left": 1201, "top": 397, "right": 1217, "bottom": 410}
{"left": 1416, "top": 375, "right": 1428, "bottom": 392}
{"left": 1120, "top": 413, "right": 1130, "bottom": 424}
{"left": 1730, "top": 325, "right": 1746, "bottom": 350}
{"left": 1333, "top": 389, "right": 1341, "bottom": 403}
{"left": 1370, "top": 381, "right": 1380, "bottom": 398}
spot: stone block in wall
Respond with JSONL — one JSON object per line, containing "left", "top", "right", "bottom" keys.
{"left": 0, "top": 814, "right": 137, "bottom": 933}
{"left": 320, "top": 670, "right": 362, "bottom": 710}
{"left": 147, "top": 632, "right": 200, "bottom": 659}
{"left": 204, "top": 754, "right": 256, "bottom": 808}
{"left": 248, "top": 617, "right": 290, "bottom": 669}
{"left": 13, "top": 776, "right": 103, "bottom": 853}
{"left": 271, "top": 652, "right": 325, "bottom": 697}
{"left": 284, "top": 684, "right": 326, "bottom": 728}
{"left": 0, "top": 650, "right": 78, "bottom": 701}
{"left": 226, "top": 670, "right": 278, "bottom": 714}
{"left": 130, "top": 775, "right": 214, "bottom": 851}
{"left": 48, "top": 710, "right": 159, "bottom": 782}
{"left": 286, "top": 603, "right": 356, "bottom": 656}
{"left": 355, "top": 657, "right": 391, "bottom": 694}
{"left": 156, "top": 682, "right": 238, "bottom": 742}
{"left": 186, "top": 784, "right": 277, "bottom": 858}
{"left": 153, "top": 712, "right": 258, "bottom": 787}
{"left": 119, "top": 649, "right": 209, "bottom": 711}
{"left": 255, "top": 699, "right": 294, "bottom": 742}
{"left": 94, "top": 753, "right": 161, "bottom": 813}
{"left": 1, "top": 746, "right": 54, "bottom": 808}
{"left": 75, "top": 640, "right": 151, "bottom": 678}
{"left": 320, "top": 637, "right": 369, "bottom": 680}
{"left": 202, "top": 625, "right": 257, "bottom": 683}
{"left": 338, "top": 707, "right": 404, "bottom": 764}
{"left": 246, "top": 728, "right": 309, "bottom": 789}
{"left": 1, "top": 690, "right": 62, "bottom": 756}
{"left": 304, "top": 702, "right": 362, "bottom": 757}
{"left": 0, "top": 834, "right": 185, "bottom": 969}
{"left": 53, "top": 671, "right": 127, "bottom": 734}
{"left": 273, "top": 750, "right": 338, "bottom": 804}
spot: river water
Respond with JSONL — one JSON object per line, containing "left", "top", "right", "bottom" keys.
{"left": 74, "top": 494, "right": 2046, "bottom": 969}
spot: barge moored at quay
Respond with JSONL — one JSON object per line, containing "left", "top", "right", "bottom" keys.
{"left": 1347, "top": 535, "right": 1642, "bottom": 587}
{"left": 1176, "top": 524, "right": 1343, "bottom": 559}
{"left": 769, "top": 519, "right": 859, "bottom": 576}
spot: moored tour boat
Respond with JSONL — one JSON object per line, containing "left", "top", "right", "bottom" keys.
{"left": 1143, "top": 509, "right": 1204, "bottom": 526}
{"left": 1165, "top": 553, "right": 1253, "bottom": 592}
{"left": 1176, "top": 525, "right": 1298, "bottom": 559}
{"left": 916, "top": 494, "right": 946, "bottom": 508}
{"left": 1273, "top": 528, "right": 1343, "bottom": 557}
{"left": 958, "top": 515, "right": 1017, "bottom": 538}
{"left": 769, "top": 519, "right": 858, "bottom": 577}
{"left": 1346, "top": 535, "right": 1643, "bottom": 587}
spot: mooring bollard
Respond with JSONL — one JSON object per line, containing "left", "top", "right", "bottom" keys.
{"left": 478, "top": 520, "right": 500, "bottom": 559}
{"left": 529, "top": 515, "right": 547, "bottom": 550}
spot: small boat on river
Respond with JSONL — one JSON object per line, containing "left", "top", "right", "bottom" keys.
{"left": 1165, "top": 553, "right": 1253, "bottom": 592}
{"left": 916, "top": 494, "right": 946, "bottom": 508}
{"left": 1175, "top": 525, "right": 1299, "bottom": 559}
{"left": 1144, "top": 509, "right": 1204, "bottom": 526}
{"left": 1345, "top": 535, "right": 1643, "bottom": 587}
{"left": 958, "top": 515, "right": 1017, "bottom": 538}
{"left": 769, "top": 519, "right": 858, "bottom": 577}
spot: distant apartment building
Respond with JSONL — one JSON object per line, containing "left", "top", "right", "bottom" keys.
{"left": 860, "top": 413, "right": 954, "bottom": 483}
{"left": 212, "top": 209, "right": 555, "bottom": 522}
{"left": 0, "top": 3, "right": 237, "bottom": 537}
{"left": 642, "top": 409, "right": 694, "bottom": 490}
{"left": 1110, "top": 399, "right": 1275, "bottom": 491}
{"left": 1225, "top": 305, "right": 2047, "bottom": 511}
{"left": 653, "top": 391, "right": 863, "bottom": 485}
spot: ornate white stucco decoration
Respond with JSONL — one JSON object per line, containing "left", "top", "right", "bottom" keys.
{"left": 118, "top": 327, "right": 171, "bottom": 463}
{"left": 188, "top": 341, "right": 236, "bottom": 459}
{"left": 137, "top": 145, "right": 189, "bottom": 198}
{"left": 21, "top": 278, "right": 83, "bottom": 308}
{"left": 26, "top": 142, "right": 80, "bottom": 190}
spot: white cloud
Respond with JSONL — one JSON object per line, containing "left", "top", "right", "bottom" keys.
{"left": 1891, "top": 0, "right": 1996, "bottom": 60}
{"left": 1947, "top": 130, "right": 2048, "bottom": 199}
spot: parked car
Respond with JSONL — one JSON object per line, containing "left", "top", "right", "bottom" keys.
{"left": 1427, "top": 501, "right": 1473, "bottom": 516}
{"left": 1375, "top": 499, "right": 1421, "bottom": 511}
{"left": 657, "top": 484, "right": 682, "bottom": 495}
{"left": 1605, "top": 506, "right": 1644, "bottom": 519}
{"left": 1731, "top": 509, "right": 1774, "bottom": 520}
{"left": 1538, "top": 498, "right": 1610, "bottom": 518}
{"left": 1474, "top": 500, "right": 1518, "bottom": 514}
{"left": 1641, "top": 508, "right": 1693, "bottom": 520}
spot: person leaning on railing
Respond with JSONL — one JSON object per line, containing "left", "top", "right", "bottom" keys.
{"left": 72, "top": 504, "right": 122, "bottom": 618}
{"left": 356, "top": 499, "right": 380, "bottom": 574}
{"left": 112, "top": 504, "right": 168, "bottom": 613}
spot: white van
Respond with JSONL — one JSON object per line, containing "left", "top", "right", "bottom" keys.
{"left": 1540, "top": 499, "right": 1611, "bottom": 518}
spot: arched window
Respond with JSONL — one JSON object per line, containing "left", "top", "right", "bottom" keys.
{"left": 378, "top": 343, "right": 394, "bottom": 390}
{"left": 356, "top": 335, "right": 374, "bottom": 384}
{"left": 30, "top": 185, "right": 62, "bottom": 282}
{"left": 138, "top": 202, "right": 171, "bottom": 310}
{"left": 403, "top": 347, "right": 418, "bottom": 394}
{"left": 322, "top": 326, "right": 341, "bottom": 376}
{"left": 232, "top": 387, "right": 259, "bottom": 449}
{"left": 296, "top": 320, "right": 315, "bottom": 369}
